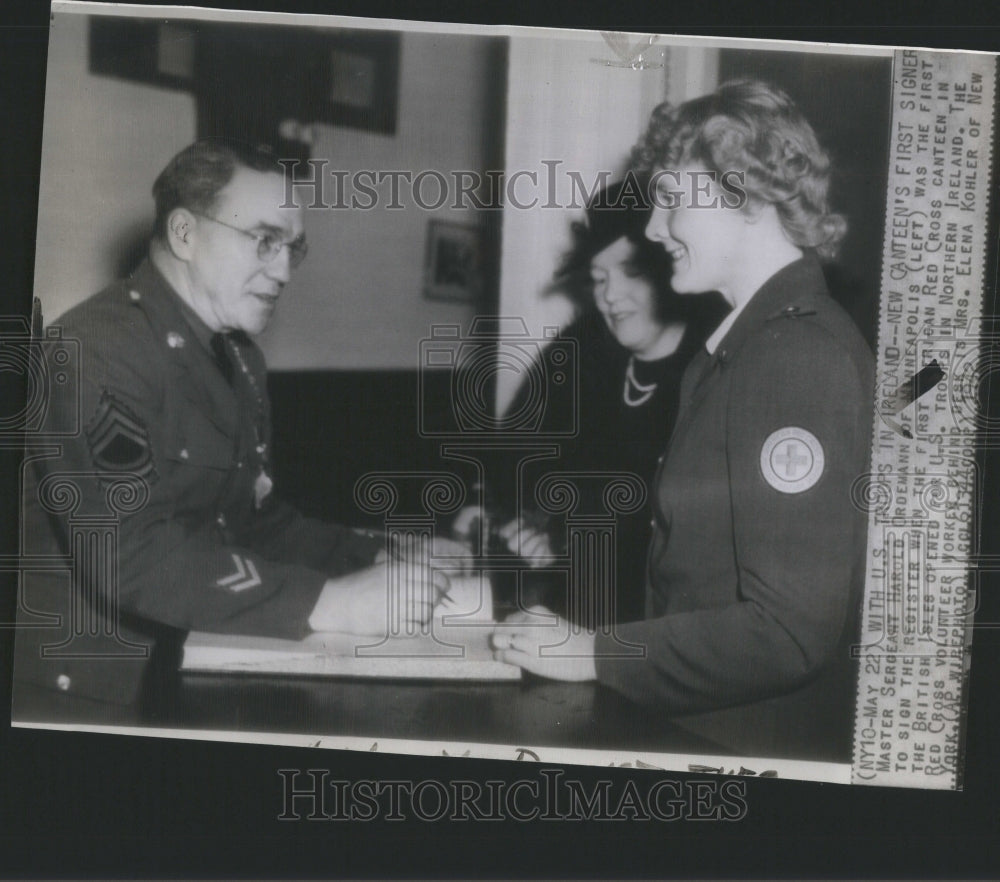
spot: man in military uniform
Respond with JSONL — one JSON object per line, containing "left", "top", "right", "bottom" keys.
{"left": 13, "top": 140, "right": 451, "bottom": 722}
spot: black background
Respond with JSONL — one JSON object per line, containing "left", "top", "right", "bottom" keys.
{"left": 2, "top": 0, "right": 1000, "bottom": 878}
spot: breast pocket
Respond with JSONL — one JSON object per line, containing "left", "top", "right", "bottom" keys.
{"left": 166, "top": 407, "right": 234, "bottom": 466}
{"left": 163, "top": 404, "right": 237, "bottom": 513}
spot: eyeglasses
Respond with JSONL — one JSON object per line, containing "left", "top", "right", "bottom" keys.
{"left": 192, "top": 212, "right": 309, "bottom": 268}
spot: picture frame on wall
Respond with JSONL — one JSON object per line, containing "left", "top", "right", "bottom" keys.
{"left": 320, "top": 29, "right": 400, "bottom": 135}
{"left": 423, "top": 220, "right": 483, "bottom": 303}
{"left": 88, "top": 17, "right": 199, "bottom": 90}
{"left": 89, "top": 19, "right": 400, "bottom": 143}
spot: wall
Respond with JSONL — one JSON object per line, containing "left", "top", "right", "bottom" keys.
{"left": 33, "top": 12, "right": 496, "bottom": 371}
{"left": 32, "top": 12, "right": 197, "bottom": 323}
{"left": 262, "top": 31, "right": 497, "bottom": 370}
{"left": 718, "top": 48, "right": 892, "bottom": 349}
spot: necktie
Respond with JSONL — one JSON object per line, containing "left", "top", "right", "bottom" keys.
{"left": 210, "top": 333, "right": 234, "bottom": 386}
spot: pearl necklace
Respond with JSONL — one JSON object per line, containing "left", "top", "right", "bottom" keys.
{"left": 623, "top": 355, "right": 658, "bottom": 407}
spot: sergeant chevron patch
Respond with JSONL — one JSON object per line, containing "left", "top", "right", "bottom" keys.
{"left": 86, "top": 390, "right": 157, "bottom": 481}
{"left": 216, "top": 553, "right": 262, "bottom": 592}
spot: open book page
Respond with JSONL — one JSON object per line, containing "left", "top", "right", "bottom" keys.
{"left": 182, "top": 575, "right": 520, "bottom": 680}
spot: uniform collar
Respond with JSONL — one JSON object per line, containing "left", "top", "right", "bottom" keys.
{"left": 127, "top": 257, "right": 240, "bottom": 437}
{"left": 705, "top": 301, "right": 745, "bottom": 355}
{"left": 127, "top": 257, "right": 215, "bottom": 355}
{"left": 704, "top": 254, "right": 828, "bottom": 364}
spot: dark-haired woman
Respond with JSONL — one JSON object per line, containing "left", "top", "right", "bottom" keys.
{"left": 485, "top": 180, "right": 723, "bottom": 628}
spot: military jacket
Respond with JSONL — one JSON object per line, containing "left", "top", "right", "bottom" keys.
{"left": 594, "top": 256, "right": 875, "bottom": 759}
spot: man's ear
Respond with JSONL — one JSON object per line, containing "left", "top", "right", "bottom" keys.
{"left": 165, "top": 208, "right": 197, "bottom": 260}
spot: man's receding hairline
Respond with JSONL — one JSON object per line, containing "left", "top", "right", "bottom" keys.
{"left": 212, "top": 165, "right": 292, "bottom": 204}
{"left": 208, "top": 165, "right": 302, "bottom": 233}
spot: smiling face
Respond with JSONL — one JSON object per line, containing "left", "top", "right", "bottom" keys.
{"left": 184, "top": 167, "right": 304, "bottom": 335}
{"left": 590, "top": 236, "right": 668, "bottom": 358}
{"left": 645, "top": 166, "right": 750, "bottom": 301}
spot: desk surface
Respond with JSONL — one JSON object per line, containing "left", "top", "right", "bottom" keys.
{"left": 15, "top": 667, "right": 729, "bottom": 756}
{"left": 166, "top": 673, "right": 728, "bottom": 757}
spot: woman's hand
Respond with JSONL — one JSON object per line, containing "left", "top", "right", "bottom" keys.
{"left": 497, "top": 518, "right": 556, "bottom": 568}
{"left": 451, "top": 504, "right": 482, "bottom": 541}
{"left": 491, "top": 606, "right": 598, "bottom": 681}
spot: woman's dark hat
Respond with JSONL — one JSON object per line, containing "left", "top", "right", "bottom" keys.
{"left": 583, "top": 174, "right": 653, "bottom": 256}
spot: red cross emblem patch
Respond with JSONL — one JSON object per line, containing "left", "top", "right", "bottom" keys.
{"left": 759, "top": 427, "right": 825, "bottom": 494}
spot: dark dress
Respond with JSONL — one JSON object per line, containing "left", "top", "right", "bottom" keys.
{"left": 495, "top": 305, "right": 718, "bottom": 627}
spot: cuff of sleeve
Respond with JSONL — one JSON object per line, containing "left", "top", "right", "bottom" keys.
{"left": 207, "top": 567, "right": 327, "bottom": 641}
{"left": 321, "top": 530, "right": 383, "bottom": 576}
{"left": 593, "top": 622, "right": 655, "bottom": 705}
{"left": 350, "top": 529, "right": 385, "bottom": 559}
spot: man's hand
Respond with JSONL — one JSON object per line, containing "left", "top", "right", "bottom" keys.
{"left": 308, "top": 561, "right": 449, "bottom": 636}
{"left": 497, "top": 518, "right": 556, "bottom": 568}
{"left": 491, "top": 606, "right": 598, "bottom": 681}
{"left": 451, "top": 504, "right": 481, "bottom": 541}
{"left": 429, "top": 534, "right": 474, "bottom": 572}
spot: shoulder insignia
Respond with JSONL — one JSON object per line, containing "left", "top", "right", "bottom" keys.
{"left": 760, "top": 426, "right": 824, "bottom": 493}
{"left": 85, "top": 391, "right": 157, "bottom": 481}
{"left": 766, "top": 305, "right": 817, "bottom": 322}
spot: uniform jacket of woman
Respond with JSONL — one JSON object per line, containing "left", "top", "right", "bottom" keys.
{"left": 594, "top": 255, "right": 875, "bottom": 760}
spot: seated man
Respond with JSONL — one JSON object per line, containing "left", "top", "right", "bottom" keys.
{"left": 13, "top": 140, "right": 455, "bottom": 722}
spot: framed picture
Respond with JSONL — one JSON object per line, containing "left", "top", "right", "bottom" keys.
{"left": 90, "top": 19, "right": 400, "bottom": 139}
{"left": 423, "top": 220, "right": 483, "bottom": 303}
{"left": 89, "top": 17, "right": 199, "bottom": 90}
{"left": 318, "top": 30, "right": 400, "bottom": 135}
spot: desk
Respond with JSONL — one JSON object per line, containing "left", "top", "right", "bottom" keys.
{"left": 168, "top": 673, "right": 729, "bottom": 756}
{"left": 14, "top": 663, "right": 726, "bottom": 758}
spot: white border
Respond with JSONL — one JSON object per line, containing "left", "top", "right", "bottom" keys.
{"left": 13, "top": 720, "right": 852, "bottom": 784}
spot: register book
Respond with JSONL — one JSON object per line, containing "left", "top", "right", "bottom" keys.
{"left": 181, "top": 575, "right": 520, "bottom": 681}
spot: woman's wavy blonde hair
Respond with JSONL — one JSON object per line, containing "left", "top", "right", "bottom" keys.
{"left": 631, "top": 79, "right": 846, "bottom": 259}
